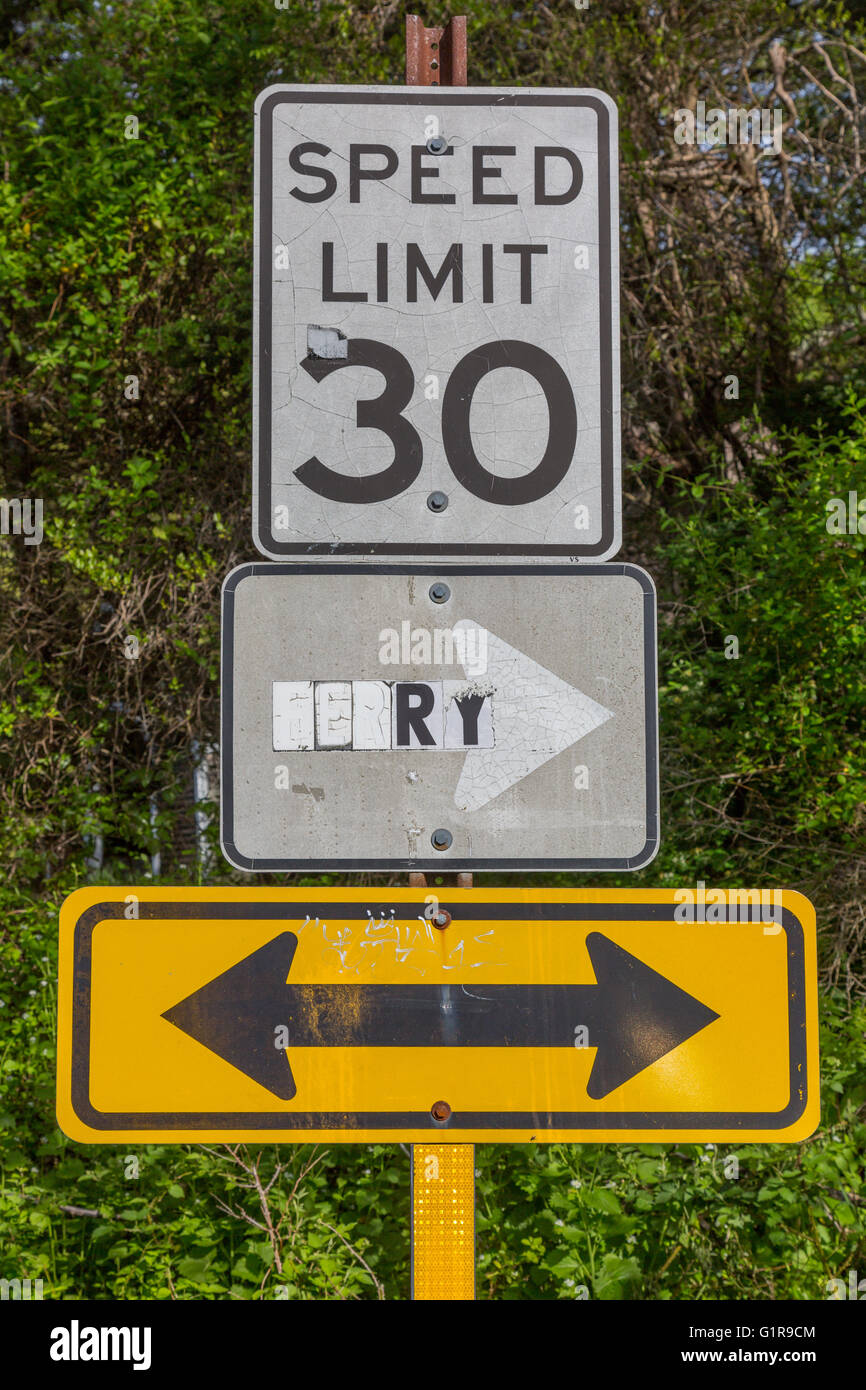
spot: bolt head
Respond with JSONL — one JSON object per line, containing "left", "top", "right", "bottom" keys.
{"left": 429, "top": 582, "right": 451, "bottom": 604}
{"left": 431, "top": 828, "right": 453, "bottom": 851}
{"left": 427, "top": 135, "right": 447, "bottom": 153}
{"left": 431, "top": 1100, "right": 452, "bottom": 1122}
{"left": 432, "top": 909, "right": 452, "bottom": 929}
{"left": 427, "top": 490, "right": 449, "bottom": 513}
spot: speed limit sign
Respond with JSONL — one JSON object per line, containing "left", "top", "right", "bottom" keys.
{"left": 253, "top": 86, "right": 621, "bottom": 561}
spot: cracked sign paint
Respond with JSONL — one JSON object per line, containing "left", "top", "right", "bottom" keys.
{"left": 270, "top": 619, "right": 612, "bottom": 811}
{"left": 221, "top": 564, "right": 658, "bottom": 872}
{"left": 451, "top": 620, "right": 613, "bottom": 811}
{"left": 253, "top": 86, "right": 620, "bottom": 560}
{"left": 294, "top": 910, "right": 504, "bottom": 978}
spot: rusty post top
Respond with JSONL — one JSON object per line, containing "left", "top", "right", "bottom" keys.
{"left": 406, "top": 14, "right": 467, "bottom": 86}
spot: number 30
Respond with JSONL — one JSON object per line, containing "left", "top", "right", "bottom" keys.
{"left": 295, "top": 338, "right": 578, "bottom": 506}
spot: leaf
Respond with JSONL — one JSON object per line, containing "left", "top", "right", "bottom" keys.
{"left": 585, "top": 1187, "right": 622, "bottom": 1215}
{"left": 177, "top": 1253, "right": 216, "bottom": 1283}
{"left": 593, "top": 1254, "right": 642, "bottom": 1301}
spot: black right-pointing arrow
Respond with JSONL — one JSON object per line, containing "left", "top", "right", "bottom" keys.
{"left": 161, "top": 931, "right": 719, "bottom": 1102}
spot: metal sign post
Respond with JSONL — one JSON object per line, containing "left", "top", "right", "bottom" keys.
{"left": 405, "top": 13, "right": 474, "bottom": 1302}
{"left": 405, "top": 13, "right": 467, "bottom": 86}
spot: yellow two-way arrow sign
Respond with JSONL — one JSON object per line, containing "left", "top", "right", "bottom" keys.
{"left": 57, "top": 887, "right": 818, "bottom": 1144}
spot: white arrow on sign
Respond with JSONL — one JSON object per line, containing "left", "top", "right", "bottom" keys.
{"left": 272, "top": 620, "right": 613, "bottom": 812}
{"left": 451, "top": 619, "right": 613, "bottom": 811}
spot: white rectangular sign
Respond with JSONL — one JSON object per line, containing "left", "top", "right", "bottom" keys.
{"left": 253, "top": 86, "right": 620, "bottom": 561}
{"left": 221, "top": 563, "right": 657, "bottom": 872}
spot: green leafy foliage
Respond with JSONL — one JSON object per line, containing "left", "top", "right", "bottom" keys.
{"left": 0, "top": 0, "right": 864, "bottom": 1300}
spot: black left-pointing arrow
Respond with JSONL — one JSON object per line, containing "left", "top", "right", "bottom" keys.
{"left": 161, "top": 932, "right": 719, "bottom": 1103}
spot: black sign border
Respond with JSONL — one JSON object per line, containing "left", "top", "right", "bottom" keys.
{"left": 66, "top": 897, "right": 811, "bottom": 1135}
{"left": 254, "top": 89, "right": 619, "bottom": 560}
{"left": 220, "top": 562, "right": 659, "bottom": 873}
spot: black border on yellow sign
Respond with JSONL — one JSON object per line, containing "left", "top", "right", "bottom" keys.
{"left": 68, "top": 897, "right": 808, "bottom": 1134}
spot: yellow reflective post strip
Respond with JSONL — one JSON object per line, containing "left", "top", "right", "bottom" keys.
{"left": 412, "top": 1144, "right": 475, "bottom": 1301}
{"left": 56, "top": 887, "right": 820, "bottom": 1144}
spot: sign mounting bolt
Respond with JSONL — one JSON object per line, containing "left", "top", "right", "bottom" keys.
{"left": 429, "top": 582, "right": 450, "bottom": 604}
{"left": 431, "top": 1100, "right": 452, "bottom": 1122}
{"left": 432, "top": 909, "right": 452, "bottom": 929}
{"left": 426, "top": 135, "right": 447, "bottom": 154}
{"left": 427, "top": 491, "right": 449, "bottom": 512}
{"left": 431, "top": 828, "right": 453, "bottom": 851}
